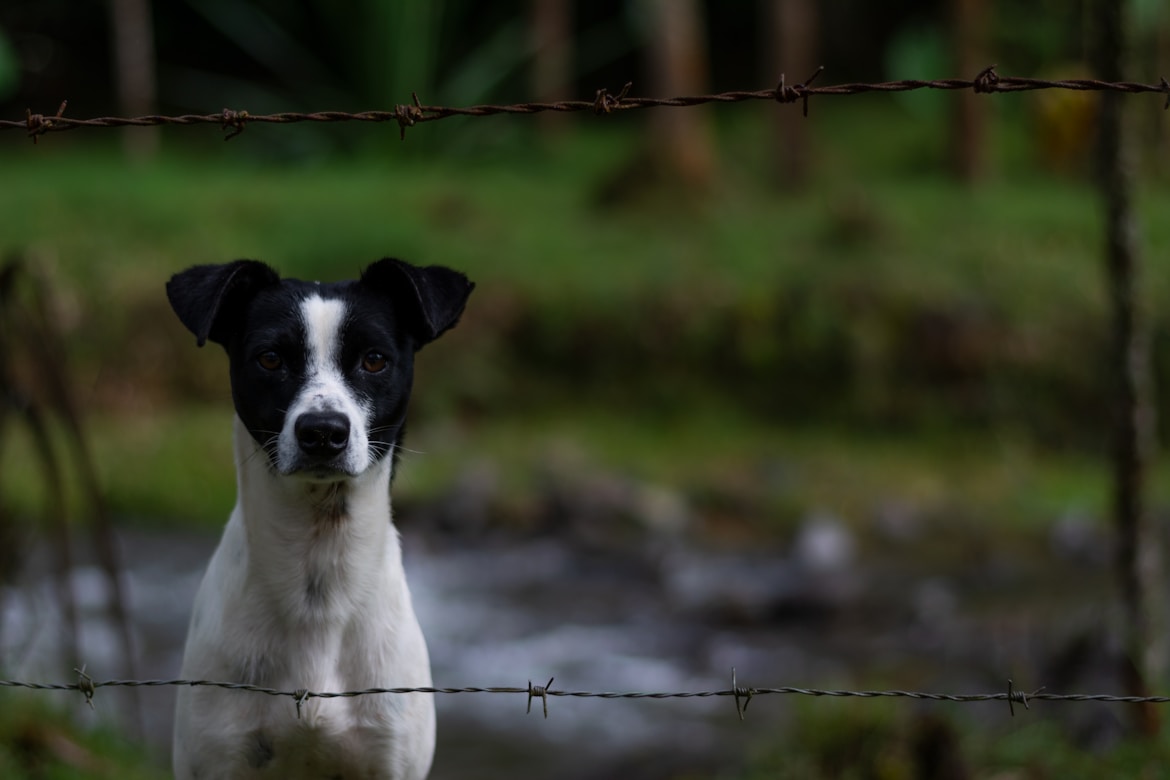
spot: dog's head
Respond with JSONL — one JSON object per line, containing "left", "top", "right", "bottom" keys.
{"left": 167, "top": 258, "right": 473, "bottom": 480}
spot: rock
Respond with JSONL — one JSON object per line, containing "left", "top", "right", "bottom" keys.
{"left": 634, "top": 484, "right": 692, "bottom": 538}
{"left": 793, "top": 512, "right": 856, "bottom": 573}
{"left": 913, "top": 577, "right": 958, "bottom": 626}
{"left": 661, "top": 549, "right": 796, "bottom": 624}
{"left": 533, "top": 444, "right": 692, "bottom": 552}
{"left": 1049, "top": 510, "right": 1108, "bottom": 566}
{"left": 872, "top": 499, "right": 923, "bottom": 543}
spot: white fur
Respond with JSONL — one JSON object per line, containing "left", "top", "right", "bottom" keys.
{"left": 173, "top": 294, "right": 434, "bottom": 779}
{"left": 276, "top": 296, "right": 373, "bottom": 477}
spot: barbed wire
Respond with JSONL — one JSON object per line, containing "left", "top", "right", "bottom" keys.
{"left": 4, "top": 66, "right": 1169, "bottom": 143}
{"left": 2, "top": 668, "right": 1168, "bottom": 721}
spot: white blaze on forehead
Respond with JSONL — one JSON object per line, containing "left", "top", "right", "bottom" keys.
{"left": 274, "top": 293, "right": 373, "bottom": 476}
{"left": 301, "top": 294, "right": 347, "bottom": 374}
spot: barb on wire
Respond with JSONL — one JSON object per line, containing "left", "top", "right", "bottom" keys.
{"left": 4, "top": 66, "right": 1170, "bottom": 143}
{"left": 25, "top": 100, "right": 68, "bottom": 144}
{"left": 732, "top": 667, "right": 753, "bottom": 721}
{"left": 394, "top": 93, "right": 425, "bottom": 140}
{"left": 73, "top": 665, "right": 95, "bottom": 710}
{"left": 593, "top": 82, "right": 632, "bottom": 115}
{"left": 774, "top": 66, "right": 824, "bottom": 117}
{"left": 220, "top": 109, "right": 249, "bottom": 140}
{"left": 528, "top": 677, "right": 554, "bottom": 718}
{"left": 292, "top": 688, "right": 310, "bottom": 718}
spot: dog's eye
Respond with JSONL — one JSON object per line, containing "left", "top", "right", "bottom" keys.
{"left": 362, "top": 351, "right": 388, "bottom": 373}
{"left": 257, "top": 351, "right": 282, "bottom": 371}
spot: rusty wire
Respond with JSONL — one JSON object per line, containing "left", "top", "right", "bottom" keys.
{"left": 2, "top": 668, "right": 1168, "bottom": 722}
{"left": 4, "top": 66, "right": 1170, "bottom": 143}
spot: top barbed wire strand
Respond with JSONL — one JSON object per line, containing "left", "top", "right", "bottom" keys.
{"left": 5, "top": 67, "right": 1170, "bottom": 142}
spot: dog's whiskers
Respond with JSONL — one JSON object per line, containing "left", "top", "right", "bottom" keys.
{"left": 388, "top": 441, "right": 425, "bottom": 456}
{"left": 368, "top": 426, "right": 425, "bottom": 457}
{"left": 368, "top": 440, "right": 425, "bottom": 463}
{"left": 238, "top": 431, "right": 281, "bottom": 469}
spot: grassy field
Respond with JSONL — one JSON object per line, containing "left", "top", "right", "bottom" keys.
{"left": 2, "top": 102, "right": 1169, "bottom": 532}
{"left": 741, "top": 698, "right": 1170, "bottom": 779}
{"left": 0, "top": 692, "right": 167, "bottom": 780}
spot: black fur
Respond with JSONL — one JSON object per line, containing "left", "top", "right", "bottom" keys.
{"left": 167, "top": 258, "right": 473, "bottom": 470}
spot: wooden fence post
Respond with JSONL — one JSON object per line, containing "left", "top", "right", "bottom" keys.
{"left": 1095, "top": 0, "right": 1165, "bottom": 736}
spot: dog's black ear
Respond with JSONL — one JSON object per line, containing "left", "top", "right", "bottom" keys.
{"left": 361, "top": 258, "right": 474, "bottom": 348}
{"left": 167, "top": 261, "right": 280, "bottom": 347}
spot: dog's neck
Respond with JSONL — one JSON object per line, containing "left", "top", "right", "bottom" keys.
{"left": 230, "top": 416, "right": 404, "bottom": 627}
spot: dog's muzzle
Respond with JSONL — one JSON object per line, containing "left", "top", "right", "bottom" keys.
{"left": 292, "top": 411, "right": 352, "bottom": 474}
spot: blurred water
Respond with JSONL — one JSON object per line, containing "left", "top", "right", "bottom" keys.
{"left": 1, "top": 529, "right": 781, "bottom": 777}
{"left": 0, "top": 518, "right": 1115, "bottom": 779}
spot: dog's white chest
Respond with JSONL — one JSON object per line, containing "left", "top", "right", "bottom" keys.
{"left": 234, "top": 698, "right": 433, "bottom": 779}
{"left": 172, "top": 471, "right": 436, "bottom": 780}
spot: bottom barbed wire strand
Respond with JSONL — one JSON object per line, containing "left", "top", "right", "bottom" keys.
{"left": 3, "top": 676, "right": 1170, "bottom": 711}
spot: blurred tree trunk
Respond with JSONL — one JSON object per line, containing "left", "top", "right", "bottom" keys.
{"left": 950, "top": 0, "right": 987, "bottom": 183}
{"left": 643, "top": 0, "right": 715, "bottom": 189}
{"left": 1154, "top": 7, "right": 1170, "bottom": 174}
{"left": 1095, "top": 0, "right": 1164, "bottom": 737}
{"left": 108, "top": 0, "right": 158, "bottom": 161}
{"left": 530, "top": 0, "right": 573, "bottom": 138}
{"left": 765, "top": 0, "right": 818, "bottom": 189}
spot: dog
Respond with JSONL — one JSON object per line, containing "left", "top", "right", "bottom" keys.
{"left": 167, "top": 258, "right": 473, "bottom": 779}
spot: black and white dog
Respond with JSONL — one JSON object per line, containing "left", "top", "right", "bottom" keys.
{"left": 167, "top": 258, "right": 473, "bottom": 779}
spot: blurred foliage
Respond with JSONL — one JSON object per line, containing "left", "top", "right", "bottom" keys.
{"left": 1, "top": 99, "right": 1169, "bottom": 530}
{"left": 4, "top": 99, "right": 1165, "bottom": 444}
{"left": 884, "top": 23, "right": 949, "bottom": 121}
{"left": 0, "top": 27, "right": 17, "bottom": 102}
{"left": 738, "top": 699, "right": 1170, "bottom": 779}
{"left": 4, "top": 0, "right": 1167, "bottom": 156}
{"left": 988, "top": 0, "right": 1087, "bottom": 68}
{"left": 0, "top": 693, "right": 165, "bottom": 780}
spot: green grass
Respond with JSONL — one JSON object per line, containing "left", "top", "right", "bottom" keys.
{"left": 738, "top": 697, "right": 1170, "bottom": 779}
{"left": 0, "top": 693, "right": 165, "bottom": 780}
{"left": 1, "top": 398, "right": 1145, "bottom": 537}
{"left": 3, "top": 119, "right": 1152, "bottom": 358}
{"left": 3, "top": 110, "right": 1156, "bottom": 309}
{"left": 398, "top": 405, "right": 1160, "bottom": 538}
{"left": 2, "top": 106, "right": 1168, "bottom": 534}
{"left": 2, "top": 118, "right": 1159, "bottom": 350}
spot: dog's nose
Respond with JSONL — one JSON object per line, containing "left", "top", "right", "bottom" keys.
{"left": 295, "top": 412, "right": 351, "bottom": 457}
